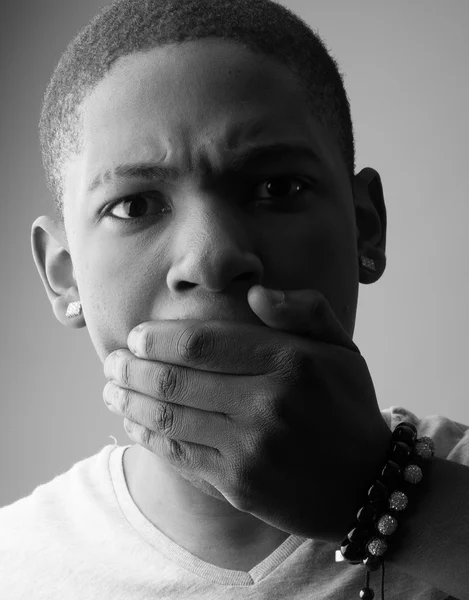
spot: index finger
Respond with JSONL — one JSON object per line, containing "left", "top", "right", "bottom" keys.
{"left": 127, "top": 319, "right": 295, "bottom": 375}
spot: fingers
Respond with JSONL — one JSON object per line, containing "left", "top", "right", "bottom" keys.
{"left": 104, "top": 349, "right": 271, "bottom": 415}
{"left": 127, "top": 319, "right": 296, "bottom": 375}
{"left": 103, "top": 380, "right": 231, "bottom": 449}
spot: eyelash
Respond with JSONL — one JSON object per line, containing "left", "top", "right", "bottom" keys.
{"left": 102, "top": 176, "right": 315, "bottom": 225}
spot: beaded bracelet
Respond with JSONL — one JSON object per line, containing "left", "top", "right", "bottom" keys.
{"left": 335, "top": 421, "right": 435, "bottom": 599}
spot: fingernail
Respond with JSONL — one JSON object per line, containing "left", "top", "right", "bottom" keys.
{"left": 127, "top": 330, "right": 139, "bottom": 353}
{"left": 104, "top": 353, "right": 117, "bottom": 379}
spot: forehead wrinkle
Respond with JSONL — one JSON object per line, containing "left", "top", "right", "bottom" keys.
{"left": 85, "top": 115, "right": 311, "bottom": 193}
{"left": 86, "top": 141, "right": 322, "bottom": 194}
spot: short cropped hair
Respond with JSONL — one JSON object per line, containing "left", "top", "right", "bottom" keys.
{"left": 39, "top": 0, "right": 355, "bottom": 226}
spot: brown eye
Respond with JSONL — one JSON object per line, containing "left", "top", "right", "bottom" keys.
{"left": 254, "top": 177, "right": 309, "bottom": 200}
{"left": 106, "top": 192, "right": 169, "bottom": 221}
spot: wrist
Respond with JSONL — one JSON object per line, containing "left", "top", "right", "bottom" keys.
{"left": 337, "top": 421, "right": 436, "bottom": 579}
{"left": 338, "top": 420, "right": 392, "bottom": 539}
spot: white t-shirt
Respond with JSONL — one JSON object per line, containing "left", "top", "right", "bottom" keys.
{"left": 1, "top": 406, "right": 468, "bottom": 600}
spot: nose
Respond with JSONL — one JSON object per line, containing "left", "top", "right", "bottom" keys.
{"left": 165, "top": 194, "right": 263, "bottom": 294}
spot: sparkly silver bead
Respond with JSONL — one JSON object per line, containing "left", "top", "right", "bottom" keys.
{"left": 418, "top": 436, "right": 435, "bottom": 453}
{"left": 377, "top": 514, "right": 398, "bottom": 536}
{"left": 389, "top": 490, "right": 408, "bottom": 511}
{"left": 367, "top": 537, "right": 388, "bottom": 556}
{"left": 414, "top": 440, "right": 434, "bottom": 460}
{"left": 403, "top": 464, "right": 422, "bottom": 484}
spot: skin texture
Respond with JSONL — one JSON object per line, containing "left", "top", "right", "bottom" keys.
{"left": 31, "top": 38, "right": 387, "bottom": 571}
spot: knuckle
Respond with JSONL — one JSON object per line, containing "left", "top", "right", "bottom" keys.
{"left": 270, "top": 343, "right": 295, "bottom": 371}
{"left": 241, "top": 432, "right": 261, "bottom": 469}
{"left": 248, "top": 383, "right": 275, "bottom": 426}
{"left": 140, "top": 426, "right": 153, "bottom": 447}
{"left": 267, "top": 345, "right": 301, "bottom": 385}
{"left": 177, "top": 323, "right": 212, "bottom": 365}
{"left": 165, "top": 437, "right": 188, "bottom": 464}
{"left": 252, "top": 386, "right": 278, "bottom": 432}
{"left": 155, "top": 402, "right": 175, "bottom": 437}
{"left": 142, "top": 331, "right": 155, "bottom": 358}
{"left": 157, "top": 363, "right": 179, "bottom": 401}
{"left": 283, "top": 346, "right": 313, "bottom": 380}
{"left": 118, "top": 357, "right": 132, "bottom": 386}
{"left": 119, "top": 387, "right": 133, "bottom": 415}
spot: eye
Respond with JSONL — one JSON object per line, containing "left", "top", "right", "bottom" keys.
{"left": 103, "top": 176, "right": 313, "bottom": 225}
{"left": 253, "top": 177, "right": 312, "bottom": 201}
{"left": 104, "top": 191, "right": 169, "bottom": 222}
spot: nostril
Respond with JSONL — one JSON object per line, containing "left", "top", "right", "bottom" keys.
{"left": 236, "top": 272, "right": 255, "bottom": 282}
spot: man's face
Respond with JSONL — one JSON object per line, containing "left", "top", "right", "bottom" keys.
{"left": 62, "top": 38, "right": 360, "bottom": 363}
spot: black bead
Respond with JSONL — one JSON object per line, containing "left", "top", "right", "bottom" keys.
{"left": 394, "top": 421, "right": 417, "bottom": 435}
{"left": 367, "top": 480, "right": 388, "bottom": 503}
{"left": 347, "top": 526, "right": 375, "bottom": 544}
{"left": 357, "top": 504, "right": 379, "bottom": 524}
{"left": 380, "top": 460, "right": 401, "bottom": 488}
{"left": 373, "top": 498, "right": 390, "bottom": 515}
{"left": 392, "top": 424, "right": 417, "bottom": 445}
{"left": 340, "top": 538, "right": 367, "bottom": 561}
{"left": 362, "top": 554, "right": 383, "bottom": 571}
{"left": 359, "top": 588, "right": 375, "bottom": 599}
{"left": 389, "top": 441, "right": 411, "bottom": 466}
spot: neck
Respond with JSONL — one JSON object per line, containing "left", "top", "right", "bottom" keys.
{"left": 123, "top": 444, "right": 291, "bottom": 570}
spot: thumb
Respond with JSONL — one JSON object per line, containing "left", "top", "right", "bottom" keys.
{"left": 247, "top": 285, "right": 360, "bottom": 354}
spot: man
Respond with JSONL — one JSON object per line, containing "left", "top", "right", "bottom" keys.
{"left": 2, "top": 0, "right": 468, "bottom": 598}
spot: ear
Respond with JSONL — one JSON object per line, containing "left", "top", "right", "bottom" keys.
{"left": 353, "top": 167, "right": 387, "bottom": 285}
{"left": 31, "top": 215, "right": 85, "bottom": 329}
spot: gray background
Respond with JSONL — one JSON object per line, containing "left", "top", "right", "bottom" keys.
{"left": 1, "top": 1, "right": 468, "bottom": 508}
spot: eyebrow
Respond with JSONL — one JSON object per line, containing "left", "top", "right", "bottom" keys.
{"left": 86, "top": 142, "right": 322, "bottom": 193}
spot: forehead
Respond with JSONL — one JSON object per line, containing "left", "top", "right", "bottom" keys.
{"left": 83, "top": 37, "right": 305, "bottom": 122}
{"left": 67, "top": 39, "right": 344, "bottom": 199}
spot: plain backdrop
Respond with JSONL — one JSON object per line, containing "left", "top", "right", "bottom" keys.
{"left": 1, "top": 1, "right": 468, "bottom": 508}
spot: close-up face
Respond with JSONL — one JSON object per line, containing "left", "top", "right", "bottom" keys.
{"left": 52, "top": 37, "right": 362, "bottom": 364}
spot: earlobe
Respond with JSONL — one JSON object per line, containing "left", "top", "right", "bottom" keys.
{"left": 353, "top": 168, "right": 387, "bottom": 285}
{"left": 31, "top": 215, "right": 84, "bottom": 328}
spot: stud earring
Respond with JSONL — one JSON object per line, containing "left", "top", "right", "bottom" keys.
{"left": 360, "top": 256, "right": 376, "bottom": 272}
{"left": 66, "top": 301, "right": 82, "bottom": 318}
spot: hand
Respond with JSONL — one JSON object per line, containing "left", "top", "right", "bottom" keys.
{"left": 102, "top": 285, "right": 391, "bottom": 542}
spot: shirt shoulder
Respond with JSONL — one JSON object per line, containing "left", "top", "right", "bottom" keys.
{"left": 0, "top": 444, "right": 122, "bottom": 598}
{"left": 0, "top": 444, "right": 118, "bottom": 559}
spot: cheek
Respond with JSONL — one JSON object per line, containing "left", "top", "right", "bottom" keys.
{"left": 77, "top": 267, "right": 151, "bottom": 364}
